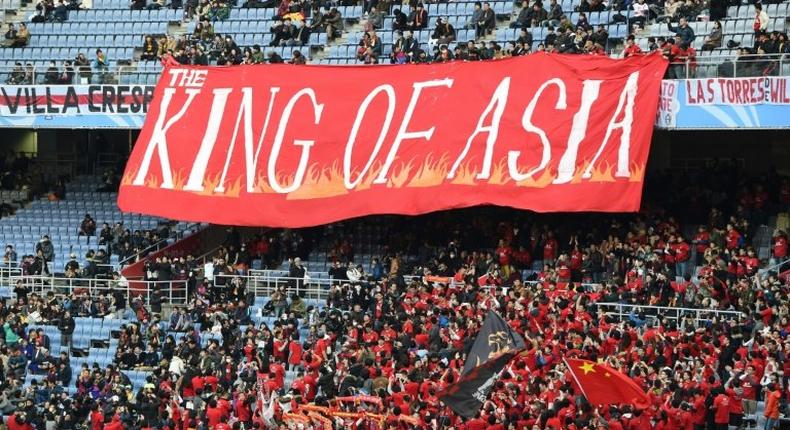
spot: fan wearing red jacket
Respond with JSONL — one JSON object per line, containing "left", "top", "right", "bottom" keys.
{"left": 671, "top": 236, "right": 691, "bottom": 280}
{"left": 543, "top": 232, "right": 559, "bottom": 266}
{"left": 712, "top": 388, "right": 731, "bottom": 430}
{"left": 623, "top": 35, "right": 643, "bottom": 57}
{"left": 772, "top": 229, "right": 788, "bottom": 264}
{"left": 725, "top": 224, "right": 742, "bottom": 250}
{"left": 692, "top": 226, "right": 710, "bottom": 265}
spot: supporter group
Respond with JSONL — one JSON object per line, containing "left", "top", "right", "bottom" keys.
{"left": 0, "top": 150, "right": 787, "bottom": 430}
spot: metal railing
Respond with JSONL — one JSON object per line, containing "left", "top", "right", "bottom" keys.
{"left": 0, "top": 54, "right": 787, "bottom": 86}
{"left": 671, "top": 54, "right": 789, "bottom": 79}
{"left": 8, "top": 273, "right": 189, "bottom": 305}
{"left": 117, "top": 222, "right": 204, "bottom": 267}
{"left": 0, "top": 271, "right": 759, "bottom": 324}
{"left": 0, "top": 65, "right": 160, "bottom": 85}
{"left": 218, "top": 271, "right": 335, "bottom": 302}
{"left": 596, "top": 302, "right": 744, "bottom": 326}
{"left": 758, "top": 257, "right": 790, "bottom": 278}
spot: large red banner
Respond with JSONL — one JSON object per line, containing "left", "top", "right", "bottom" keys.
{"left": 118, "top": 53, "right": 667, "bottom": 227}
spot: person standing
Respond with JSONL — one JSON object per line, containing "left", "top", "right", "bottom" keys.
{"left": 762, "top": 383, "right": 781, "bottom": 430}
{"left": 57, "top": 311, "right": 75, "bottom": 350}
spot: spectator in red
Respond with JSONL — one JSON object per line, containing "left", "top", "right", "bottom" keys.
{"left": 543, "top": 231, "right": 558, "bottom": 266}
{"left": 623, "top": 35, "right": 643, "bottom": 57}
{"left": 692, "top": 225, "right": 710, "bottom": 266}
{"left": 771, "top": 229, "right": 787, "bottom": 265}
{"left": 712, "top": 387, "right": 730, "bottom": 430}
{"left": 763, "top": 383, "right": 781, "bottom": 430}
{"left": 672, "top": 236, "right": 691, "bottom": 281}
{"left": 725, "top": 223, "right": 742, "bottom": 251}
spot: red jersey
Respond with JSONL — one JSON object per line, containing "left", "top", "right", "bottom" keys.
{"left": 713, "top": 393, "right": 730, "bottom": 424}
{"left": 623, "top": 43, "right": 643, "bottom": 57}
{"left": 774, "top": 235, "right": 788, "bottom": 258}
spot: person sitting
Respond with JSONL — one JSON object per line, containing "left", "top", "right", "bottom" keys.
{"left": 472, "top": 6, "right": 490, "bottom": 31}
{"left": 323, "top": 7, "right": 343, "bottom": 42}
{"left": 79, "top": 213, "right": 97, "bottom": 243}
{"left": 701, "top": 20, "right": 722, "bottom": 51}
{"left": 57, "top": 60, "right": 75, "bottom": 84}
{"left": 392, "top": 8, "right": 408, "bottom": 31}
{"left": 52, "top": 0, "right": 69, "bottom": 21}
{"left": 289, "top": 49, "right": 307, "bottom": 64}
{"left": 431, "top": 17, "right": 455, "bottom": 45}
{"left": 44, "top": 61, "right": 59, "bottom": 84}
{"left": 130, "top": 0, "right": 145, "bottom": 10}
{"left": 3, "top": 24, "right": 16, "bottom": 47}
{"left": 140, "top": 35, "right": 159, "bottom": 60}
{"left": 407, "top": 3, "right": 428, "bottom": 31}
{"left": 476, "top": 2, "right": 495, "bottom": 37}
{"left": 270, "top": 17, "right": 295, "bottom": 46}
{"left": 365, "top": 6, "right": 384, "bottom": 31}
{"left": 9, "top": 23, "right": 30, "bottom": 47}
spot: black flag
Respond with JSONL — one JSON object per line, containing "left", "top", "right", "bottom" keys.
{"left": 438, "top": 310, "right": 526, "bottom": 418}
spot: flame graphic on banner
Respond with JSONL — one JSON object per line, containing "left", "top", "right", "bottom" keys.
{"left": 286, "top": 162, "right": 349, "bottom": 200}
{"left": 120, "top": 154, "right": 646, "bottom": 199}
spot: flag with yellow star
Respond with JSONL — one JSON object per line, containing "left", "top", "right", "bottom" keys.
{"left": 564, "top": 358, "right": 649, "bottom": 407}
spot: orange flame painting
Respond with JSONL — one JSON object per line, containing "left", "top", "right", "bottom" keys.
{"left": 407, "top": 153, "right": 450, "bottom": 188}
{"left": 122, "top": 155, "right": 647, "bottom": 200}
{"left": 287, "top": 161, "right": 350, "bottom": 200}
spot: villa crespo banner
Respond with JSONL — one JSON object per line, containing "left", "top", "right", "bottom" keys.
{"left": 118, "top": 52, "right": 668, "bottom": 227}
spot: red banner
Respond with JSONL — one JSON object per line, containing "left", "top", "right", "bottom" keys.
{"left": 118, "top": 53, "right": 667, "bottom": 227}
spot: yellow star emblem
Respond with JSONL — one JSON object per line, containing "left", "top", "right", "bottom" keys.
{"left": 579, "top": 362, "right": 596, "bottom": 375}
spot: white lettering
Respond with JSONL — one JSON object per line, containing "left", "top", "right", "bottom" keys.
{"left": 343, "top": 85, "right": 396, "bottom": 189}
{"left": 508, "top": 79, "right": 566, "bottom": 181}
{"left": 132, "top": 88, "right": 200, "bottom": 189}
{"left": 215, "top": 87, "right": 280, "bottom": 192}
{"left": 183, "top": 88, "right": 233, "bottom": 191}
{"left": 584, "top": 72, "right": 639, "bottom": 178}
{"left": 553, "top": 80, "right": 602, "bottom": 184}
{"left": 268, "top": 89, "right": 324, "bottom": 194}
{"left": 373, "top": 79, "right": 454, "bottom": 184}
{"left": 448, "top": 77, "right": 510, "bottom": 180}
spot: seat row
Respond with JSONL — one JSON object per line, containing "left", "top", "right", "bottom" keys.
{"left": 25, "top": 21, "right": 167, "bottom": 35}
{"left": 67, "top": 8, "right": 182, "bottom": 22}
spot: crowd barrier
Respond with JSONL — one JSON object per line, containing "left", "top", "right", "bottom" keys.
{"left": 0, "top": 269, "right": 750, "bottom": 326}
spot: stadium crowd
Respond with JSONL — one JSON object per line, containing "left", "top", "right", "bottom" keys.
{"left": 0, "top": 162, "right": 787, "bottom": 429}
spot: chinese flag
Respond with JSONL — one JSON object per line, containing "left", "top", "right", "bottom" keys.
{"left": 564, "top": 358, "right": 649, "bottom": 407}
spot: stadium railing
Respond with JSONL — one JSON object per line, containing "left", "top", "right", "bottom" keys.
{"left": 0, "top": 65, "right": 161, "bottom": 86}
{"left": 7, "top": 273, "right": 189, "bottom": 305}
{"left": 116, "top": 221, "right": 205, "bottom": 268}
{"left": 0, "top": 55, "right": 787, "bottom": 86}
{"left": 596, "top": 302, "right": 744, "bottom": 326}
{"left": 674, "top": 54, "right": 790, "bottom": 79}
{"left": 0, "top": 270, "right": 754, "bottom": 327}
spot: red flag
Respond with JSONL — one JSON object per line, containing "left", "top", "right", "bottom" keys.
{"left": 564, "top": 358, "right": 649, "bottom": 407}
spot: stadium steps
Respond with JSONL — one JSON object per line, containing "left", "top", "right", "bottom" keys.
{"left": 313, "top": 19, "right": 362, "bottom": 63}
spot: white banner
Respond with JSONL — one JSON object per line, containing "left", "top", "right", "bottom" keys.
{"left": 685, "top": 77, "right": 790, "bottom": 105}
{"left": 0, "top": 85, "right": 155, "bottom": 116}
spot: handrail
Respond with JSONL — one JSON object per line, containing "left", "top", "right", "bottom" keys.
{"left": 7, "top": 274, "right": 190, "bottom": 306}
{"left": 117, "top": 222, "right": 204, "bottom": 267}
{"left": 1, "top": 54, "right": 788, "bottom": 86}
{"left": 596, "top": 302, "right": 744, "bottom": 326}
{"left": 758, "top": 257, "right": 790, "bottom": 277}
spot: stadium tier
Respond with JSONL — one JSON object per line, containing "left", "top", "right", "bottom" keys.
{"left": 0, "top": 0, "right": 788, "bottom": 82}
